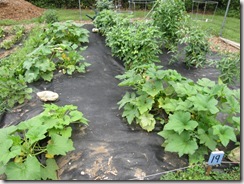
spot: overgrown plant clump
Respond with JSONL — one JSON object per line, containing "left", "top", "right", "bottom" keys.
{"left": 0, "top": 104, "right": 88, "bottom": 180}
{"left": 38, "top": 9, "right": 59, "bottom": 23}
{"left": 116, "top": 63, "right": 240, "bottom": 164}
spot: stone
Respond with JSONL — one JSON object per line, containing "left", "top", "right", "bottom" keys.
{"left": 227, "top": 146, "right": 240, "bottom": 163}
{"left": 36, "top": 91, "right": 59, "bottom": 102}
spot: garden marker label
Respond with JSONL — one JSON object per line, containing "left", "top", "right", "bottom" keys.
{"left": 206, "top": 151, "right": 224, "bottom": 176}
{"left": 207, "top": 151, "right": 224, "bottom": 165}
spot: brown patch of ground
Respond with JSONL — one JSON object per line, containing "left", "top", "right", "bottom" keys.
{"left": 0, "top": 0, "right": 45, "bottom": 20}
{"left": 208, "top": 36, "right": 240, "bottom": 54}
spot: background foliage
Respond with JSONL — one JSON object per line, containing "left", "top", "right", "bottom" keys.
{"left": 26, "top": 0, "right": 240, "bottom": 18}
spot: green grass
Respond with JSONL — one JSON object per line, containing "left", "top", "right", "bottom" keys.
{"left": 160, "top": 164, "right": 240, "bottom": 180}
{"left": 189, "top": 13, "right": 240, "bottom": 43}
{"left": 0, "top": 8, "right": 240, "bottom": 43}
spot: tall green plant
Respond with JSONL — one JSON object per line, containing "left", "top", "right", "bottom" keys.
{"left": 152, "top": 0, "right": 186, "bottom": 50}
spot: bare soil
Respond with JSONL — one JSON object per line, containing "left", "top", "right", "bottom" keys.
{"left": 0, "top": 0, "right": 44, "bottom": 20}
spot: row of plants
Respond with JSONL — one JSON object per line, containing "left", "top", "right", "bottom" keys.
{"left": 93, "top": 0, "right": 240, "bottom": 165}
{"left": 0, "top": 25, "right": 25, "bottom": 50}
{"left": 0, "top": 20, "right": 90, "bottom": 116}
{"left": 0, "top": 103, "right": 88, "bottom": 180}
{"left": 0, "top": 20, "right": 91, "bottom": 180}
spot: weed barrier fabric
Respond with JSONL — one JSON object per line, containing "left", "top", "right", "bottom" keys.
{"left": 1, "top": 24, "right": 239, "bottom": 180}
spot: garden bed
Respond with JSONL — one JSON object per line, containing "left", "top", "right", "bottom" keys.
{"left": 0, "top": 24, "right": 240, "bottom": 180}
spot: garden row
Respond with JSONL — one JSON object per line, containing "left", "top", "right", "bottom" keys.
{"left": 0, "top": 21, "right": 91, "bottom": 180}
{"left": 0, "top": 26, "right": 25, "bottom": 50}
{"left": 93, "top": 0, "right": 240, "bottom": 164}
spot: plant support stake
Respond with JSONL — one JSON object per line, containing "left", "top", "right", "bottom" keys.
{"left": 219, "top": 0, "right": 231, "bottom": 36}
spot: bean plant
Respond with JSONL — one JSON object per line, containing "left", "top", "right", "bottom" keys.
{"left": 106, "top": 21, "right": 162, "bottom": 70}
{"left": 209, "top": 52, "right": 240, "bottom": 85}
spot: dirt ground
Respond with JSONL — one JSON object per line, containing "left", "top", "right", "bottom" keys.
{"left": 0, "top": 0, "right": 44, "bottom": 20}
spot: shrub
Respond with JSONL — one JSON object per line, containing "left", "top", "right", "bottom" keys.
{"left": 96, "top": 0, "right": 114, "bottom": 11}
{"left": 39, "top": 9, "right": 59, "bottom": 23}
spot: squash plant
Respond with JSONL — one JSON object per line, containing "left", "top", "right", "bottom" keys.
{"left": 117, "top": 63, "right": 240, "bottom": 163}
{"left": 22, "top": 21, "right": 90, "bottom": 83}
{"left": 0, "top": 104, "right": 88, "bottom": 180}
{"left": 0, "top": 67, "right": 32, "bottom": 116}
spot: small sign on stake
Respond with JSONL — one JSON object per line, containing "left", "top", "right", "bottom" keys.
{"left": 206, "top": 151, "right": 224, "bottom": 175}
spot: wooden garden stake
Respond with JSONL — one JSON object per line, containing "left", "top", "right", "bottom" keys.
{"left": 206, "top": 151, "right": 224, "bottom": 176}
{"left": 206, "top": 165, "right": 212, "bottom": 176}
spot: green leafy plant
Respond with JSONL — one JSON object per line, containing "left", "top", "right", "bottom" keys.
{"left": 0, "top": 27, "right": 5, "bottom": 38}
{"left": 209, "top": 52, "right": 240, "bottom": 85}
{"left": 21, "top": 21, "right": 90, "bottom": 83}
{"left": 23, "top": 44, "right": 56, "bottom": 83}
{"left": 116, "top": 63, "right": 240, "bottom": 163}
{"left": 54, "top": 43, "right": 91, "bottom": 75}
{"left": 43, "top": 21, "right": 89, "bottom": 45}
{"left": 0, "top": 104, "right": 88, "bottom": 180}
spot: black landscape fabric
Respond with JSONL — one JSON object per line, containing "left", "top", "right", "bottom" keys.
{"left": 1, "top": 24, "right": 239, "bottom": 180}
